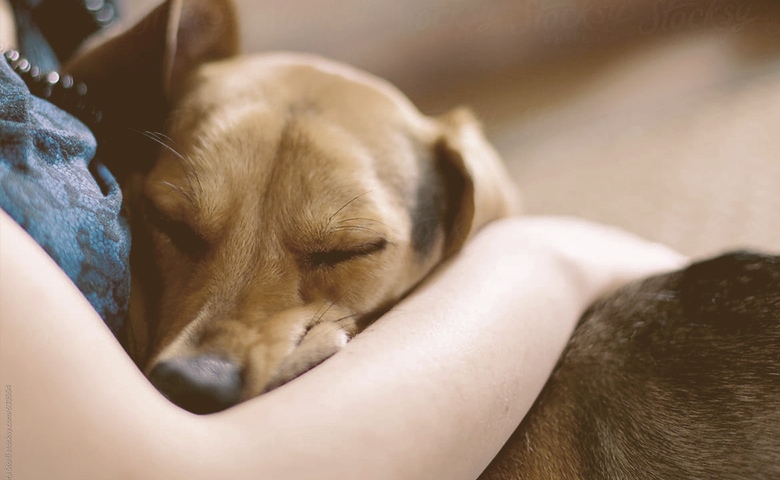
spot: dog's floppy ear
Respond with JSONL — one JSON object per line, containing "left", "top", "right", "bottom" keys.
{"left": 62, "top": 0, "right": 238, "bottom": 175}
{"left": 65, "top": 0, "right": 238, "bottom": 100}
{"left": 436, "top": 108, "right": 520, "bottom": 256}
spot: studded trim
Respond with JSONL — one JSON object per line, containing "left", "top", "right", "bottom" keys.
{"left": 1, "top": 47, "right": 103, "bottom": 129}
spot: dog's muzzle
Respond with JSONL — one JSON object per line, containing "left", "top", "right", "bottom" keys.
{"left": 148, "top": 354, "right": 243, "bottom": 414}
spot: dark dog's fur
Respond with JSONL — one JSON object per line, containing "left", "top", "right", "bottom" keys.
{"left": 481, "top": 251, "right": 780, "bottom": 479}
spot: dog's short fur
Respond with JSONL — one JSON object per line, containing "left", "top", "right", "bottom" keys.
{"left": 64, "top": 0, "right": 779, "bottom": 477}
{"left": 64, "top": 0, "right": 518, "bottom": 412}
{"left": 480, "top": 250, "right": 780, "bottom": 479}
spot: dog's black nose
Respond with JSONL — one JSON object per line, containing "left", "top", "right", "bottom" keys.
{"left": 149, "top": 355, "right": 243, "bottom": 414}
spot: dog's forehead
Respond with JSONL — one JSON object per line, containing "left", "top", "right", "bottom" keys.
{"left": 156, "top": 55, "right": 438, "bottom": 244}
{"left": 196, "top": 114, "right": 414, "bottom": 233}
{"left": 185, "top": 53, "right": 434, "bottom": 132}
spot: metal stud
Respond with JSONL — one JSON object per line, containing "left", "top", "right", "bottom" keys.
{"left": 1, "top": 48, "right": 103, "bottom": 128}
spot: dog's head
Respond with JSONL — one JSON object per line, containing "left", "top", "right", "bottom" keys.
{"left": 66, "top": 0, "right": 519, "bottom": 413}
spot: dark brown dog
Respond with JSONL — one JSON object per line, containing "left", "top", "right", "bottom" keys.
{"left": 480, "top": 250, "right": 780, "bottom": 479}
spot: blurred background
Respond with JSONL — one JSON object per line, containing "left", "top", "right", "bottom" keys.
{"left": 126, "top": 0, "right": 780, "bottom": 258}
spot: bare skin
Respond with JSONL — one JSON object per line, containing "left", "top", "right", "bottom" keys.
{"left": 0, "top": 0, "right": 14, "bottom": 50}
{"left": 0, "top": 209, "right": 685, "bottom": 480}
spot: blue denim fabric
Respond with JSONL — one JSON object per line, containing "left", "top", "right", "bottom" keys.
{"left": 0, "top": 57, "right": 130, "bottom": 335}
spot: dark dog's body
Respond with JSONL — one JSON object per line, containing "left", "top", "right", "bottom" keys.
{"left": 481, "top": 251, "right": 780, "bottom": 479}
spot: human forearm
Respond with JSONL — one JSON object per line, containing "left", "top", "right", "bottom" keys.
{"left": 0, "top": 212, "right": 685, "bottom": 480}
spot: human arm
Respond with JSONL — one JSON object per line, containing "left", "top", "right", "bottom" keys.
{"left": 0, "top": 0, "right": 14, "bottom": 50}
{"left": 0, "top": 209, "right": 685, "bottom": 480}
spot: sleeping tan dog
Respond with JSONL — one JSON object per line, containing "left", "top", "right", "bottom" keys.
{"left": 64, "top": 0, "right": 518, "bottom": 413}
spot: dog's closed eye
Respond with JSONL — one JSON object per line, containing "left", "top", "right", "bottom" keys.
{"left": 144, "top": 199, "right": 208, "bottom": 258}
{"left": 304, "top": 239, "right": 388, "bottom": 268}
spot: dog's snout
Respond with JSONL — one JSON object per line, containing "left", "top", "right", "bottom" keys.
{"left": 149, "top": 355, "right": 243, "bottom": 414}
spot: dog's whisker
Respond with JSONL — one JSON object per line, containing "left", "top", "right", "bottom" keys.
{"left": 146, "top": 131, "right": 170, "bottom": 144}
{"left": 308, "top": 301, "right": 335, "bottom": 330}
{"left": 309, "top": 285, "right": 359, "bottom": 329}
{"left": 160, "top": 147, "right": 202, "bottom": 202}
{"left": 296, "top": 301, "right": 339, "bottom": 347}
{"left": 134, "top": 129, "right": 192, "bottom": 175}
{"left": 313, "top": 301, "right": 339, "bottom": 327}
{"left": 335, "top": 217, "right": 390, "bottom": 228}
{"left": 331, "top": 225, "right": 389, "bottom": 241}
{"left": 305, "top": 296, "right": 347, "bottom": 339}
{"left": 132, "top": 129, "right": 203, "bottom": 207}
{"left": 333, "top": 313, "right": 359, "bottom": 325}
{"left": 299, "top": 313, "right": 360, "bottom": 344}
{"left": 152, "top": 131, "right": 177, "bottom": 144}
{"left": 157, "top": 180, "right": 196, "bottom": 204}
{"left": 134, "top": 129, "right": 188, "bottom": 163}
{"left": 138, "top": 129, "right": 164, "bottom": 140}
{"left": 300, "top": 313, "right": 361, "bottom": 344}
{"left": 326, "top": 191, "right": 374, "bottom": 226}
